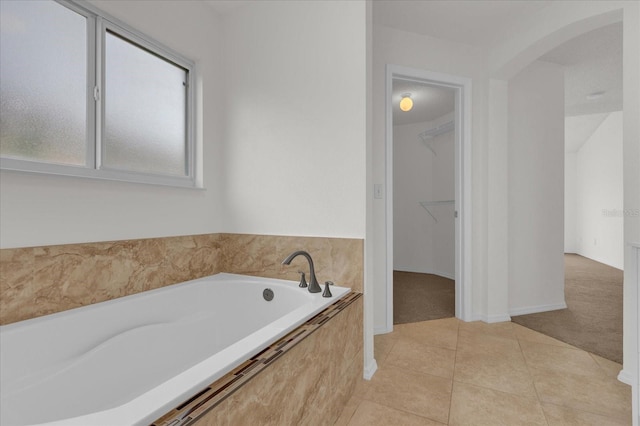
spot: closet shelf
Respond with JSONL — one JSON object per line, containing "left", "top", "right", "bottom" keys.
{"left": 418, "top": 120, "right": 454, "bottom": 156}
{"left": 419, "top": 200, "right": 454, "bottom": 223}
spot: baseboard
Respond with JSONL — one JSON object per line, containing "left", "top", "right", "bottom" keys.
{"left": 482, "top": 313, "right": 512, "bottom": 323}
{"left": 617, "top": 369, "right": 634, "bottom": 386}
{"left": 363, "top": 359, "right": 378, "bottom": 380}
{"left": 509, "top": 302, "right": 567, "bottom": 317}
{"left": 374, "top": 325, "right": 393, "bottom": 335}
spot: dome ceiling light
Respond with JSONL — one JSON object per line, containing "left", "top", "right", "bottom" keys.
{"left": 399, "top": 93, "right": 413, "bottom": 112}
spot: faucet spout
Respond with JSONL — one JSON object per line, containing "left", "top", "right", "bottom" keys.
{"left": 282, "top": 250, "right": 322, "bottom": 293}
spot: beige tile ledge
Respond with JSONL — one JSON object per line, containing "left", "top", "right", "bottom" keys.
{"left": 1, "top": 233, "right": 363, "bottom": 325}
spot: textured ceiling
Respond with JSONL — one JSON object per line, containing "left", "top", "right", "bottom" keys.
{"left": 540, "top": 22, "right": 622, "bottom": 117}
{"left": 392, "top": 80, "right": 455, "bottom": 125}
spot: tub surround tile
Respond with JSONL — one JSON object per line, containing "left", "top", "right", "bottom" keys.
{"left": 168, "top": 294, "right": 363, "bottom": 426}
{"left": 0, "top": 233, "right": 363, "bottom": 325}
{"left": 0, "top": 248, "right": 34, "bottom": 324}
{"left": 219, "top": 233, "right": 364, "bottom": 293}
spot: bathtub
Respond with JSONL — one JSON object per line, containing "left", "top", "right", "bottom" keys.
{"left": 0, "top": 273, "right": 350, "bottom": 426}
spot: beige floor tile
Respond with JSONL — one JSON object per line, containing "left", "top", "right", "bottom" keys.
{"left": 589, "top": 353, "right": 623, "bottom": 379}
{"left": 454, "top": 332, "right": 537, "bottom": 397}
{"left": 334, "top": 394, "right": 363, "bottom": 426}
{"left": 512, "top": 323, "right": 574, "bottom": 348}
{"left": 386, "top": 338, "right": 456, "bottom": 379}
{"left": 531, "top": 367, "right": 632, "bottom": 419}
{"left": 458, "top": 320, "right": 515, "bottom": 340}
{"left": 394, "top": 317, "right": 459, "bottom": 350}
{"left": 362, "top": 364, "right": 452, "bottom": 424}
{"left": 374, "top": 332, "right": 397, "bottom": 366}
{"left": 542, "top": 402, "right": 631, "bottom": 426}
{"left": 520, "top": 340, "right": 604, "bottom": 378}
{"left": 449, "top": 381, "right": 547, "bottom": 426}
{"left": 347, "top": 400, "right": 445, "bottom": 426}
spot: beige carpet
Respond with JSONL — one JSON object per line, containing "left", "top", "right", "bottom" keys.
{"left": 393, "top": 271, "right": 455, "bottom": 324}
{"left": 512, "top": 254, "right": 623, "bottom": 363}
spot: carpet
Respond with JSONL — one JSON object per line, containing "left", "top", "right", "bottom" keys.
{"left": 512, "top": 254, "right": 623, "bottom": 363}
{"left": 393, "top": 271, "right": 455, "bottom": 324}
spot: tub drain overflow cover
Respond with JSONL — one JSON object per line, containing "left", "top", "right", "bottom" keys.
{"left": 263, "top": 288, "right": 274, "bottom": 301}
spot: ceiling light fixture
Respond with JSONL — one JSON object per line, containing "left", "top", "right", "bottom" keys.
{"left": 399, "top": 93, "right": 413, "bottom": 112}
{"left": 586, "top": 91, "right": 605, "bottom": 100}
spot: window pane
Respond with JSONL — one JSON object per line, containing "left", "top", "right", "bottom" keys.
{"left": 103, "top": 31, "right": 187, "bottom": 176}
{"left": 0, "top": 0, "right": 87, "bottom": 166}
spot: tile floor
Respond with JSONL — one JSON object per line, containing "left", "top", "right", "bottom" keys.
{"left": 335, "top": 318, "right": 631, "bottom": 425}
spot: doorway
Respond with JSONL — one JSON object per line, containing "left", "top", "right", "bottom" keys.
{"left": 392, "top": 80, "right": 456, "bottom": 324}
{"left": 383, "top": 65, "right": 472, "bottom": 333}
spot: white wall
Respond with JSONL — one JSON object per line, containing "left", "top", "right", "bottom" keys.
{"left": 0, "top": 0, "right": 225, "bottom": 248}
{"left": 219, "top": 1, "right": 367, "bottom": 239}
{"left": 575, "top": 111, "right": 624, "bottom": 269}
{"left": 508, "top": 60, "right": 566, "bottom": 315}
{"left": 372, "top": 24, "right": 488, "bottom": 330}
{"left": 0, "top": 0, "right": 368, "bottom": 248}
{"left": 393, "top": 113, "right": 455, "bottom": 278}
{"left": 565, "top": 151, "right": 578, "bottom": 253}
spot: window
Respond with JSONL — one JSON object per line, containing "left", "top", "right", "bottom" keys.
{"left": 0, "top": 0, "right": 195, "bottom": 187}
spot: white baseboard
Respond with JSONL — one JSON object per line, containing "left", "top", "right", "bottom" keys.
{"left": 617, "top": 369, "right": 634, "bottom": 386}
{"left": 374, "top": 325, "right": 393, "bottom": 335}
{"left": 363, "top": 359, "right": 378, "bottom": 380}
{"left": 509, "top": 302, "right": 567, "bottom": 317}
{"left": 482, "top": 313, "right": 512, "bottom": 323}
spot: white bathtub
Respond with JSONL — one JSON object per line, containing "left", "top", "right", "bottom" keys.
{"left": 0, "top": 273, "right": 350, "bottom": 426}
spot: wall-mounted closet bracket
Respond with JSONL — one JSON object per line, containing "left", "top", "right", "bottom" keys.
{"left": 418, "top": 120, "right": 454, "bottom": 156}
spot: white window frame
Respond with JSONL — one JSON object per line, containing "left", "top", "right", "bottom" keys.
{"left": 0, "top": 0, "right": 197, "bottom": 188}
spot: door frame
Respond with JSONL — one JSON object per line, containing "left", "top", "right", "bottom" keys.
{"left": 383, "top": 64, "right": 473, "bottom": 333}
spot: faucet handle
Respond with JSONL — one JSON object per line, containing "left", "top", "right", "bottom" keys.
{"left": 322, "top": 281, "right": 333, "bottom": 298}
{"left": 298, "top": 271, "right": 308, "bottom": 288}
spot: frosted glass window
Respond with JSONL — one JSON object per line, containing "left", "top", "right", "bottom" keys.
{"left": 0, "top": 0, "right": 87, "bottom": 166}
{"left": 103, "top": 31, "right": 188, "bottom": 177}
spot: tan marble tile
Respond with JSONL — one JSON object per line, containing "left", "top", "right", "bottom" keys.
{"left": 347, "top": 400, "right": 445, "bottom": 426}
{"left": 449, "top": 381, "right": 547, "bottom": 426}
{"left": 219, "top": 234, "right": 364, "bottom": 293}
{"left": 373, "top": 332, "right": 397, "bottom": 366}
{"left": 454, "top": 331, "right": 537, "bottom": 397}
{"left": 512, "top": 323, "right": 574, "bottom": 348}
{"left": 0, "top": 247, "right": 34, "bottom": 324}
{"left": 590, "top": 353, "right": 623, "bottom": 379}
{"left": 386, "top": 338, "right": 456, "bottom": 379}
{"left": 362, "top": 364, "right": 452, "bottom": 423}
{"left": 520, "top": 339, "right": 604, "bottom": 378}
{"left": 163, "top": 234, "right": 222, "bottom": 284}
{"left": 394, "top": 317, "right": 459, "bottom": 350}
{"left": 198, "top": 295, "right": 361, "bottom": 426}
{"left": 542, "top": 402, "right": 630, "bottom": 426}
{"left": 458, "top": 320, "right": 516, "bottom": 340}
{"left": 531, "top": 366, "right": 632, "bottom": 419}
{"left": 334, "top": 394, "right": 363, "bottom": 426}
